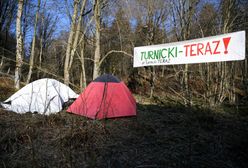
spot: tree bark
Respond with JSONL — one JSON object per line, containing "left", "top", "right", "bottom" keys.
{"left": 15, "top": 0, "right": 24, "bottom": 89}
{"left": 92, "top": 0, "right": 101, "bottom": 80}
{"left": 150, "top": 66, "right": 155, "bottom": 98}
{"left": 68, "top": 0, "right": 87, "bottom": 70}
{"left": 26, "top": 0, "right": 40, "bottom": 84}
{"left": 80, "top": 38, "right": 86, "bottom": 91}
{"left": 184, "top": 64, "right": 189, "bottom": 105}
{"left": 64, "top": 0, "right": 79, "bottom": 85}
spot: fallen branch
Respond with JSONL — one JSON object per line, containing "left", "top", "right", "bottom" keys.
{"left": 168, "top": 86, "right": 192, "bottom": 106}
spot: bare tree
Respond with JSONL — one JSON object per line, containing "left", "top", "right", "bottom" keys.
{"left": 79, "top": 35, "right": 86, "bottom": 90}
{"left": 135, "top": 0, "right": 168, "bottom": 98}
{"left": 171, "top": 0, "right": 198, "bottom": 105}
{"left": 64, "top": 0, "right": 80, "bottom": 85}
{"left": 92, "top": 0, "right": 101, "bottom": 79}
{"left": 26, "top": 0, "right": 41, "bottom": 84}
{"left": 68, "top": 0, "right": 87, "bottom": 73}
{"left": 15, "top": 0, "right": 24, "bottom": 89}
{"left": 218, "top": 0, "right": 238, "bottom": 104}
{"left": 0, "top": 0, "right": 17, "bottom": 49}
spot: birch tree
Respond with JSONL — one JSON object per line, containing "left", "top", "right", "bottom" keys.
{"left": 92, "top": 0, "right": 101, "bottom": 79}
{"left": 132, "top": 0, "right": 168, "bottom": 98}
{"left": 68, "top": 0, "right": 87, "bottom": 72}
{"left": 79, "top": 35, "right": 86, "bottom": 90}
{"left": 64, "top": 0, "right": 80, "bottom": 85}
{"left": 171, "top": 0, "right": 198, "bottom": 105}
{"left": 15, "top": 0, "right": 24, "bottom": 89}
{"left": 219, "top": 0, "right": 238, "bottom": 104}
{"left": 64, "top": 0, "right": 87, "bottom": 85}
{"left": 26, "top": 0, "right": 41, "bottom": 84}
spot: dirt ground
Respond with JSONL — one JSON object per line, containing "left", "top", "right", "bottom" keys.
{"left": 1, "top": 102, "right": 248, "bottom": 168}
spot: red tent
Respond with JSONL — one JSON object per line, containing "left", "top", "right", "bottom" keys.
{"left": 67, "top": 74, "right": 136, "bottom": 119}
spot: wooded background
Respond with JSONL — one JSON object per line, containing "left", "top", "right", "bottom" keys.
{"left": 0, "top": 0, "right": 247, "bottom": 106}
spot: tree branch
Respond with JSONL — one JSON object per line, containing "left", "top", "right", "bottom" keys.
{"left": 99, "top": 50, "right": 133, "bottom": 67}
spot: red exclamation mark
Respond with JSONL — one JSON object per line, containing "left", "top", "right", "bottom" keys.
{"left": 223, "top": 37, "right": 231, "bottom": 54}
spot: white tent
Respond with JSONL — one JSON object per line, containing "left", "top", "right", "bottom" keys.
{"left": 1, "top": 78, "right": 78, "bottom": 114}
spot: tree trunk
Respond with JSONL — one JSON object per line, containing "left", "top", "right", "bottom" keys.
{"left": 22, "top": 0, "right": 28, "bottom": 60}
{"left": 150, "top": 66, "right": 155, "bottom": 98}
{"left": 37, "top": 12, "right": 44, "bottom": 79}
{"left": 26, "top": 0, "right": 40, "bottom": 84}
{"left": 15, "top": 0, "right": 24, "bottom": 89}
{"left": 80, "top": 35, "right": 86, "bottom": 91}
{"left": 230, "top": 62, "right": 236, "bottom": 104}
{"left": 184, "top": 64, "right": 190, "bottom": 105}
{"left": 92, "top": 0, "right": 101, "bottom": 80}
{"left": 161, "top": 66, "right": 165, "bottom": 77}
{"left": 68, "top": 0, "right": 87, "bottom": 70}
{"left": 245, "top": 57, "right": 247, "bottom": 79}
{"left": 218, "top": 62, "right": 227, "bottom": 103}
{"left": 64, "top": 0, "right": 79, "bottom": 85}
{"left": 38, "top": 31, "right": 43, "bottom": 78}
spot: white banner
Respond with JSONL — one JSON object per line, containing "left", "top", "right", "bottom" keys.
{"left": 133, "top": 31, "right": 246, "bottom": 67}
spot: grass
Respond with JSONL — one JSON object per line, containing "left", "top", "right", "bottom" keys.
{"left": 0, "top": 77, "right": 15, "bottom": 101}
{"left": 0, "top": 78, "right": 248, "bottom": 167}
{"left": 1, "top": 103, "right": 248, "bottom": 168}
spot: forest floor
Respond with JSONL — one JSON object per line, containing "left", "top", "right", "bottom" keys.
{"left": 0, "top": 77, "right": 248, "bottom": 168}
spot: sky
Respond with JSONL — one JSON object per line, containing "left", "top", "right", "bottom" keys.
{"left": 18, "top": 0, "right": 223, "bottom": 50}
